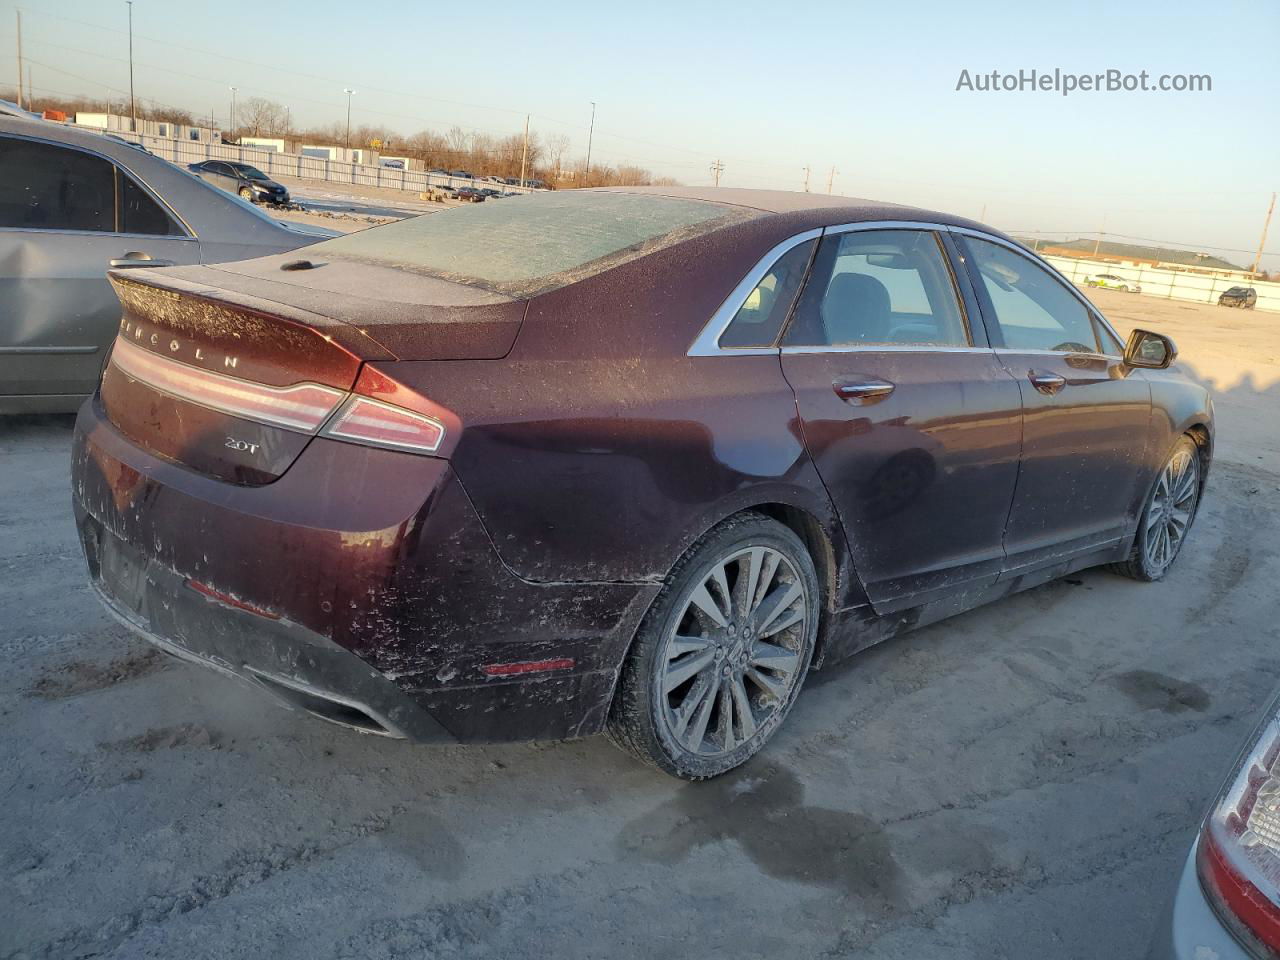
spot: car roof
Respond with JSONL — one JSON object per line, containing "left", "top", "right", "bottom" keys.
{"left": 591, "top": 185, "right": 1006, "bottom": 236}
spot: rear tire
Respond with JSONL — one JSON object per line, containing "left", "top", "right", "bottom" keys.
{"left": 238, "top": 186, "right": 255, "bottom": 201}
{"left": 607, "top": 512, "right": 819, "bottom": 780}
{"left": 1110, "top": 436, "right": 1202, "bottom": 581}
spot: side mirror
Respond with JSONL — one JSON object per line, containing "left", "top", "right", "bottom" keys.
{"left": 1124, "top": 328, "right": 1177, "bottom": 369}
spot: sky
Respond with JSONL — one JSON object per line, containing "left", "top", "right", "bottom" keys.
{"left": 4, "top": 0, "right": 1278, "bottom": 268}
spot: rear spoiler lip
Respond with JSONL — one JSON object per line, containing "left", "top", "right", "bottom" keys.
{"left": 107, "top": 267, "right": 399, "bottom": 364}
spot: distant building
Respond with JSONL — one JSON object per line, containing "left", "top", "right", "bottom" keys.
{"left": 73, "top": 113, "right": 219, "bottom": 143}
{"left": 238, "top": 137, "right": 287, "bottom": 153}
{"left": 300, "top": 144, "right": 376, "bottom": 164}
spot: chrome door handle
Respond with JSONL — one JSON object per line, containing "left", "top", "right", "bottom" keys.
{"left": 110, "top": 253, "right": 174, "bottom": 269}
{"left": 1028, "top": 370, "right": 1067, "bottom": 395}
{"left": 832, "top": 377, "right": 895, "bottom": 404}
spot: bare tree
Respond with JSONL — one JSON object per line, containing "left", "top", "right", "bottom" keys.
{"left": 238, "top": 97, "right": 287, "bottom": 137}
{"left": 546, "top": 133, "right": 570, "bottom": 178}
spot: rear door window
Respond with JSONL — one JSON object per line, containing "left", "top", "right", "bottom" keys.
{"left": 783, "top": 229, "right": 970, "bottom": 347}
{"left": 120, "top": 174, "right": 184, "bottom": 236}
{"left": 0, "top": 137, "right": 115, "bottom": 232}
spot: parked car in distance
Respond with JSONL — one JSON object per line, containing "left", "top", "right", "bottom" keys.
{"left": 1085, "top": 272, "right": 1141, "bottom": 293}
{"left": 0, "top": 115, "right": 333, "bottom": 413}
{"left": 449, "top": 169, "right": 475, "bottom": 179}
{"left": 1148, "top": 688, "right": 1280, "bottom": 959}
{"left": 433, "top": 184, "right": 459, "bottom": 199}
{"left": 1218, "top": 286, "right": 1257, "bottom": 309}
{"left": 187, "top": 160, "right": 291, "bottom": 205}
{"left": 455, "top": 186, "right": 485, "bottom": 202}
{"left": 477, "top": 188, "right": 502, "bottom": 199}
{"left": 72, "top": 188, "right": 1212, "bottom": 780}
{"left": 482, "top": 175, "right": 506, "bottom": 184}
{"left": 427, "top": 168, "right": 449, "bottom": 176}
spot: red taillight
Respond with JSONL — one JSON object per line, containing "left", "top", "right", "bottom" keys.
{"left": 111, "top": 336, "right": 345, "bottom": 432}
{"left": 110, "top": 337, "right": 449, "bottom": 456}
{"left": 320, "top": 395, "right": 445, "bottom": 454}
{"left": 1197, "top": 696, "right": 1280, "bottom": 954}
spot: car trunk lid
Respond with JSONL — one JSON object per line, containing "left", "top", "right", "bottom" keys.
{"left": 100, "top": 262, "right": 519, "bottom": 484}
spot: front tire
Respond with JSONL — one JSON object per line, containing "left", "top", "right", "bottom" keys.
{"left": 607, "top": 512, "right": 819, "bottom": 780}
{"left": 1111, "top": 436, "right": 1202, "bottom": 581}
{"left": 238, "top": 186, "right": 255, "bottom": 201}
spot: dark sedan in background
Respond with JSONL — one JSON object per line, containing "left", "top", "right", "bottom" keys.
{"left": 1219, "top": 286, "right": 1257, "bottom": 309}
{"left": 0, "top": 116, "right": 332, "bottom": 413}
{"left": 187, "top": 159, "right": 291, "bottom": 205}
{"left": 72, "top": 188, "right": 1212, "bottom": 780}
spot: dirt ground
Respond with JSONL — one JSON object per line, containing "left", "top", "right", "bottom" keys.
{"left": 2, "top": 287, "right": 1278, "bottom": 959}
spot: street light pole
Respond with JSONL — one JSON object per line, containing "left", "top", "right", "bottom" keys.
{"left": 229, "top": 86, "right": 237, "bottom": 136}
{"left": 126, "top": 1, "right": 136, "bottom": 132}
{"left": 15, "top": 10, "right": 23, "bottom": 110}
{"left": 585, "top": 101, "right": 595, "bottom": 183}
{"left": 344, "top": 88, "right": 355, "bottom": 151}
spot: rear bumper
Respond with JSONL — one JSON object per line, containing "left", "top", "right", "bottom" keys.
{"left": 83, "top": 516, "right": 453, "bottom": 740}
{"left": 72, "top": 396, "right": 660, "bottom": 743}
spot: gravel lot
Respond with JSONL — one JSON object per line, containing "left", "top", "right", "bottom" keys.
{"left": 3, "top": 287, "right": 1278, "bottom": 959}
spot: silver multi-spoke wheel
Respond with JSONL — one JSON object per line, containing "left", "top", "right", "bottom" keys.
{"left": 1144, "top": 446, "right": 1198, "bottom": 572}
{"left": 659, "top": 546, "right": 808, "bottom": 758}
{"left": 608, "top": 513, "right": 819, "bottom": 779}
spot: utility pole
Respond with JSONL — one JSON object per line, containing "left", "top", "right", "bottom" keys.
{"left": 979, "top": 203, "right": 987, "bottom": 222}
{"left": 802, "top": 166, "right": 811, "bottom": 192}
{"left": 1092, "top": 214, "right": 1106, "bottom": 259}
{"left": 1250, "top": 192, "right": 1276, "bottom": 277}
{"left": 710, "top": 159, "right": 724, "bottom": 187}
{"left": 519, "top": 113, "right": 530, "bottom": 187}
{"left": 228, "top": 86, "right": 237, "bottom": 136}
{"left": 585, "top": 101, "right": 596, "bottom": 184}
{"left": 15, "top": 10, "right": 23, "bottom": 110}
{"left": 126, "top": 1, "right": 136, "bottom": 132}
{"left": 826, "top": 166, "right": 836, "bottom": 194}
{"left": 344, "top": 88, "right": 355, "bottom": 150}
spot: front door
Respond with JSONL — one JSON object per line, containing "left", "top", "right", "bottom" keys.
{"left": 957, "top": 234, "right": 1152, "bottom": 573}
{"left": 780, "top": 227, "right": 1023, "bottom": 612}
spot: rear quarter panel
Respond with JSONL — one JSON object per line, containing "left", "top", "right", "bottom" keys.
{"left": 379, "top": 213, "right": 855, "bottom": 598}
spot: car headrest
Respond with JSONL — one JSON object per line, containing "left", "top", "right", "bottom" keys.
{"left": 822, "top": 272, "right": 891, "bottom": 345}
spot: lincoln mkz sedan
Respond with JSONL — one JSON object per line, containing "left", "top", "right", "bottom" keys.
{"left": 71, "top": 188, "right": 1213, "bottom": 779}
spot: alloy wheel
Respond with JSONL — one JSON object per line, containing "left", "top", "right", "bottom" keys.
{"left": 657, "top": 546, "right": 809, "bottom": 758}
{"left": 1144, "top": 447, "right": 1198, "bottom": 572}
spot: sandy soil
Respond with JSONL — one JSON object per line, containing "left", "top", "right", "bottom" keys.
{"left": 2, "top": 288, "right": 1278, "bottom": 959}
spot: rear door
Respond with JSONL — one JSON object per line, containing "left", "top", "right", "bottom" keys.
{"left": 779, "top": 226, "right": 1023, "bottom": 612}
{"left": 956, "top": 232, "right": 1152, "bottom": 574}
{"left": 0, "top": 135, "right": 199, "bottom": 401}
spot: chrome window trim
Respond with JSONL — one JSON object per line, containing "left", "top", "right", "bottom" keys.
{"left": 686, "top": 228, "right": 822, "bottom": 357}
{"left": 947, "top": 225, "right": 1127, "bottom": 358}
{"left": 824, "top": 219, "right": 955, "bottom": 236}
{"left": 0, "top": 131, "right": 195, "bottom": 239}
{"left": 780, "top": 344, "right": 993, "bottom": 356}
{"left": 0, "top": 225, "right": 197, "bottom": 241}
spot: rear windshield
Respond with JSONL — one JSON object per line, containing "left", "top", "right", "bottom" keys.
{"left": 307, "top": 191, "right": 758, "bottom": 297}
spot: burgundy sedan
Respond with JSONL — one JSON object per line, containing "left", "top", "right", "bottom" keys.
{"left": 71, "top": 188, "right": 1212, "bottom": 780}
